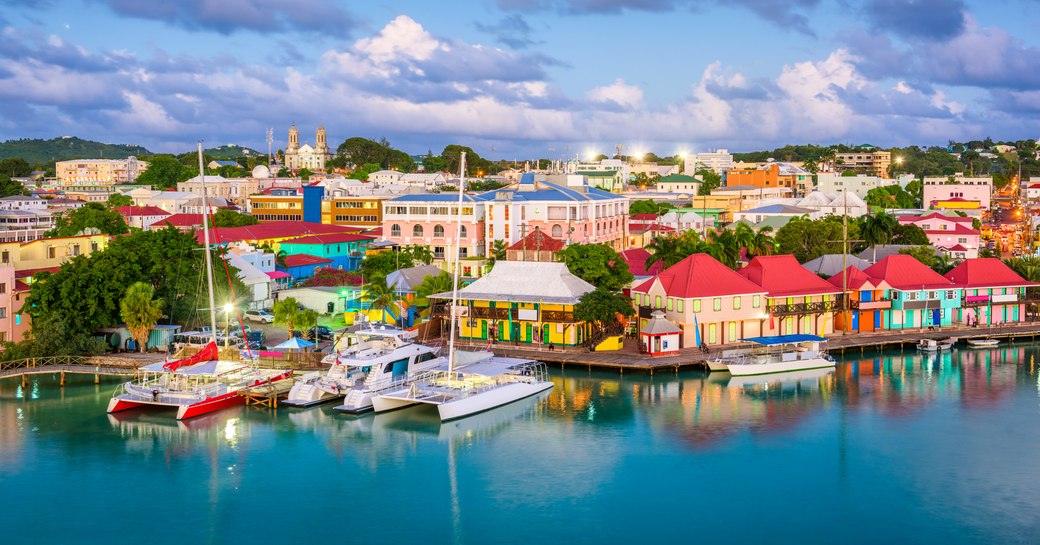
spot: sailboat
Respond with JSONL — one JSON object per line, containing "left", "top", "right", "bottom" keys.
{"left": 107, "top": 143, "right": 292, "bottom": 420}
{"left": 371, "top": 152, "right": 554, "bottom": 421}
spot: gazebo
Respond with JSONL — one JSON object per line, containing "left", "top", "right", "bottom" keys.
{"left": 640, "top": 310, "right": 681, "bottom": 357}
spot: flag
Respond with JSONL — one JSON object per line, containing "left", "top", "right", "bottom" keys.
{"left": 693, "top": 314, "right": 702, "bottom": 347}
{"left": 769, "top": 310, "right": 775, "bottom": 331}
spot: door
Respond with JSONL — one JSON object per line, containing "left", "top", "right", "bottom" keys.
{"left": 932, "top": 309, "right": 941, "bottom": 327}
{"left": 543, "top": 324, "right": 551, "bottom": 344}
{"left": 481, "top": 320, "right": 488, "bottom": 339}
{"left": 851, "top": 311, "right": 859, "bottom": 331}
{"left": 525, "top": 323, "right": 532, "bottom": 343}
{"left": 874, "top": 311, "right": 881, "bottom": 330}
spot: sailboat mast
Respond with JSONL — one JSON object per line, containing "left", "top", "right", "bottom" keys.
{"left": 447, "top": 152, "right": 467, "bottom": 374}
{"left": 198, "top": 142, "right": 218, "bottom": 345}
{"left": 841, "top": 189, "right": 848, "bottom": 334}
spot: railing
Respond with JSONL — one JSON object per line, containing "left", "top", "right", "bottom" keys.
{"left": 0, "top": 355, "right": 143, "bottom": 378}
{"left": 767, "top": 300, "right": 842, "bottom": 316}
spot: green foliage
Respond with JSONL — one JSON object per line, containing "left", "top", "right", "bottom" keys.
{"left": 1003, "top": 256, "right": 1040, "bottom": 283}
{"left": 0, "top": 314, "right": 106, "bottom": 361}
{"left": 775, "top": 216, "right": 859, "bottom": 263}
{"left": 349, "top": 162, "right": 384, "bottom": 181}
{"left": 488, "top": 239, "right": 508, "bottom": 267}
{"left": 359, "top": 245, "right": 432, "bottom": 278}
{"left": 0, "top": 137, "right": 150, "bottom": 164}
{"left": 899, "top": 246, "right": 952, "bottom": 273}
{"left": 556, "top": 244, "right": 634, "bottom": 293}
{"left": 212, "top": 209, "right": 259, "bottom": 228}
{"left": 0, "top": 177, "right": 27, "bottom": 198}
{"left": 106, "top": 193, "right": 134, "bottom": 208}
{"left": 204, "top": 145, "right": 261, "bottom": 159}
{"left": 363, "top": 274, "right": 399, "bottom": 322}
{"left": 865, "top": 185, "right": 915, "bottom": 208}
{"left": 422, "top": 155, "right": 448, "bottom": 172}
{"left": 441, "top": 145, "right": 499, "bottom": 176}
{"left": 136, "top": 155, "right": 188, "bottom": 190}
{"left": 277, "top": 167, "right": 292, "bottom": 177}
{"left": 414, "top": 271, "right": 454, "bottom": 311}
{"left": 888, "top": 146, "right": 968, "bottom": 178}
{"left": 120, "top": 282, "right": 164, "bottom": 352}
{"left": 573, "top": 287, "right": 635, "bottom": 330}
{"left": 273, "top": 297, "right": 303, "bottom": 337}
{"left": 337, "top": 137, "right": 414, "bottom": 172}
{"left": 696, "top": 169, "right": 722, "bottom": 195}
{"left": 298, "top": 167, "right": 312, "bottom": 180}
{"left": 893, "top": 223, "right": 929, "bottom": 245}
{"left": 0, "top": 157, "right": 31, "bottom": 177}
{"left": 629, "top": 199, "right": 670, "bottom": 216}
{"left": 49, "top": 202, "right": 129, "bottom": 237}
{"left": 732, "top": 144, "right": 834, "bottom": 164}
{"left": 466, "top": 179, "right": 507, "bottom": 191}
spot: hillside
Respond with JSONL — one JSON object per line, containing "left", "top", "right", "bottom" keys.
{"left": 0, "top": 136, "right": 151, "bottom": 164}
{"left": 204, "top": 144, "right": 263, "bottom": 159}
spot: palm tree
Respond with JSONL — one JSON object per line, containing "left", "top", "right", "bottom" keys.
{"left": 273, "top": 297, "right": 302, "bottom": 338}
{"left": 707, "top": 229, "right": 741, "bottom": 268}
{"left": 414, "top": 271, "right": 454, "bottom": 313}
{"left": 488, "top": 239, "right": 508, "bottom": 267}
{"left": 406, "top": 244, "right": 434, "bottom": 266}
{"left": 861, "top": 211, "right": 898, "bottom": 263}
{"left": 747, "top": 226, "right": 776, "bottom": 258}
{"left": 363, "top": 274, "right": 399, "bottom": 323}
{"left": 120, "top": 282, "right": 164, "bottom": 352}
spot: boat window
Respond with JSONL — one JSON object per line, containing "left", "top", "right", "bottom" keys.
{"left": 383, "top": 361, "right": 394, "bottom": 374}
{"left": 415, "top": 352, "right": 436, "bottom": 363}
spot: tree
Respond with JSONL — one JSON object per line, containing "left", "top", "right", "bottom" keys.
{"left": 120, "top": 282, "right": 164, "bottom": 352}
{"left": 899, "top": 246, "right": 938, "bottom": 268}
{"left": 298, "top": 167, "right": 312, "bottom": 180}
{"left": 413, "top": 271, "right": 454, "bottom": 312}
{"left": 860, "top": 211, "right": 898, "bottom": 262}
{"left": 556, "top": 244, "right": 634, "bottom": 292}
{"left": 865, "top": 185, "right": 915, "bottom": 209}
{"left": 136, "top": 155, "right": 186, "bottom": 190}
{"left": 488, "top": 239, "right": 508, "bottom": 267}
{"left": 573, "top": 287, "right": 635, "bottom": 333}
{"left": 0, "top": 177, "right": 26, "bottom": 198}
{"left": 212, "top": 209, "right": 259, "bottom": 228}
{"left": 629, "top": 199, "right": 669, "bottom": 215}
{"left": 48, "top": 202, "right": 129, "bottom": 237}
{"left": 273, "top": 297, "right": 303, "bottom": 338}
{"left": 363, "top": 274, "right": 399, "bottom": 323}
{"left": 774, "top": 216, "right": 855, "bottom": 263}
{"left": 0, "top": 157, "right": 31, "bottom": 178}
{"left": 746, "top": 226, "right": 776, "bottom": 258}
{"left": 360, "top": 250, "right": 417, "bottom": 279}
{"left": 696, "top": 169, "right": 722, "bottom": 195}
{"left": 892, "top": 223, "right": 929, "bottom": 245}
{"left": 277, "top": 167, "right": 292, "bottom": 177}
{"left": 106, "top": 193, "right": 134, "bottom": 208}
{"left": 299, "top": 309, "right": 319, "bottom": 339}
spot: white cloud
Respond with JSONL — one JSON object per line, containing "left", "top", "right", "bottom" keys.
{"left": 586, "top": 78, "right": 643, "bottom": 110}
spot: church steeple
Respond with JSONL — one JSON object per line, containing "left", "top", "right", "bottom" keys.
{"left": 316, "top": 124, "right": 327, "bottom": 151}
{"left": 287, "top": 123, "right": 299, "bottom": 151}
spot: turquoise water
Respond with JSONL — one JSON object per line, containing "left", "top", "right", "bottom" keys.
{"left": 3, "top": 345, "right": 1040, "bottom": 544}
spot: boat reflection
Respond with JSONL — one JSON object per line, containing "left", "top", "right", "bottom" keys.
{"left": 107, "top": 405, "right": 250, "bottom": 454}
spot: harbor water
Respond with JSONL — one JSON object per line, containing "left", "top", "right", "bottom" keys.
{"left": 3, "top": 345, "right": 1040, "bottom": 544}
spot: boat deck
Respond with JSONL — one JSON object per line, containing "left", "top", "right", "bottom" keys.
{"left": 238, "top": 379, "right": 295, "bottom": 409}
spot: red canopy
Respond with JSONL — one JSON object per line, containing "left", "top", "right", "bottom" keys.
{"left": 164, "top": 341, "right": 218, "bottom": 371}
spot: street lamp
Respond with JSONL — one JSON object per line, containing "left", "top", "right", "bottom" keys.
{"left": 223, "top": 302, "right": 234, "bottom": 347}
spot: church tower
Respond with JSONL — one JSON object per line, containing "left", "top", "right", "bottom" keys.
{"left": 316, "top": 125, "right": 327, "bottom": 151}
{"left": 286, "top": 123, "right": 300, "bottom": 170}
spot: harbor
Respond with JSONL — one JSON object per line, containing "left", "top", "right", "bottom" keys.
{"left": 4, "top": 342, "right": 1040, "bottom": 545}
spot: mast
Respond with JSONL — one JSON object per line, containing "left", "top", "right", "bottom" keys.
{"left": 841, "top": 189, "right": 848, "bottom": 335}
{"left": 198, "top": 142, "right": 218, "bottom": 345}
{"left": 447, "top": 152, "right": 467, "bottom": 374}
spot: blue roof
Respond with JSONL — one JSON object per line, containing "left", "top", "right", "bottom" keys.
{"left": 388, "top": 193, "right": 480, "bottom": 202}
{"left": 473, "top": 180, "right": 620, "bottom": 202}
{"left": 744, "top": 204, "right": 814, "bottom": 214}
{"left": 742, "top": 334, "right": 826, "bottom": 345}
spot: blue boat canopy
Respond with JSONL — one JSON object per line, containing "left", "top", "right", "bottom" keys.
{"left": 741, "top": 334, "right": 826, "bottom": 345}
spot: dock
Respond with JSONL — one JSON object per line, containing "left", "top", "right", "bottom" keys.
{"left": 237, "top": 379, "right": 295, "bottom": 409}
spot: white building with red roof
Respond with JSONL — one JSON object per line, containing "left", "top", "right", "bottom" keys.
{"left": 944, "top": 258, "right": 1036, "bottom": 325}
{"left": 631, "top": 253, "right": 768, "bottom": 347}
{"left": 738, "top": 255, "right": 842, "bottom": 337}
{"left": 898, "top": 212, "right": 980, "bottom": 258}
{"left": 117, "top": 205, "right": 171, "bottom": 229}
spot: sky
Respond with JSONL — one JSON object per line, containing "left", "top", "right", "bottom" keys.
{"left": 3, "top": 0, "right": 1040, "bottom": 160}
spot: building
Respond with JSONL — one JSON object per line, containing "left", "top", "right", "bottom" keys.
{"left": 656, "top": 174, "right": 701, "bottom": 194}
{"left": 224, "top": 243, "right": 276, "bottom": 310}
{"left": 685, "top": 150, "right": 733, "bottom": 175}
{"left": 55, "top": 157, "right": 148, "bottom": 187}
{"left": 321, "top": 195, "right": 387, "bottom": 227}
{"left": 574, "top": 170, "right": 626, "bottom": 192}
{"left": 284, "top": 124, "right": 333, "bottom": 172}
{"left": 278, "top": 254, "right": 334, "bottom": 282}
{"left": 431, "top": 261, "right": 595, "bottom": 347}
{"left": 278, "top": 233, "right": 373, "bottom": 271}
{"left": 203, "top": 221, "right": 366, "bottom": 251}
{"left": 835, "top": 150, "right": 892, "bottom": 178}
{"left": 816, "top": 173, "right": 905, "bottom": 199}
{"left": 945, "top": 258, "right": 1036, "bottom": 326}
{"left": 506, "top": 229, "right": 565, "bottom": 262}
{"left": 738, "top": 255, "right": 841, "bottom": 337}
{"left": 793, "top": 191, "right": 870, "bottom": 218}
{"left": 0, "top": 209, "right": 54, "bottom": 242}
{"left": 863, "top": 255, "right": 962, "bottom": 329}
{"left": 922, "top": 175, "right": 992, "bottom": 213}
{"left": 148, "top": 213, "right": 205, "bottom": 232}
{"left": 828, "top": 266, "right": 893, "bottom": 333}
{"left": 116, "top": 205, "right": 171, "bottom": 229}
{"left": 631, "top": 253, "right": 768, "bottom": 347}
{"left": 382, "top": 193, "right": 486, "bottom": 261}
{"left": 249, "top": 193, "right": 304, "bottom": 222}
{"left": 640, "top": 310, "right": 682, "bottom": 356}
{"left": 178, "top": 175, "right": 267, "bottom": 204}
{"left": 0, "top": 265, "right": 21, "bottom": 342}
{"left": 802, "top": 254, "right": 872, "bottom": 278}
{"left": 732, "top": 204, "right": 819, "bottom": 224}
{"left": 619, "top": 248, "right": 663, "bottom": 283}
{"left": 724, "top": 162, "right": 812, "bottom": 196}
{"left": 898, "top": 212, "right": 980, "bottom": 258}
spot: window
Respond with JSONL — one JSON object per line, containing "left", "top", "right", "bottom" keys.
{"left": 713, "top": 298, "right": 721, "bottom": 311}
{"left": 460, "top": 226, "right": 467, "bottom": 238}
{"left": 434, "top": 225, "right": 445, "bottom": 237}
{"left": 0, "top": 307, "right": 7, "bottom": 318}
{"left": 0, "top": 283, "right": 6, "bottom": 294}
{"left": 946, "top": 290, "right": 955, "bottom": 300}
{"left": 430, "top": 207, "right": 449, "bottom": 215}
{"left": 1, "top": 250, "right": 8, "bottom": 264}
{"left": 655, "top": 295, "right": 662, "bottom": 308}
{"left": 677, "top": 300, "right": 684, "bottom": 312}
{"left": 753, "top": 295, "right": 760, "bottom": 308}
{"left": 48, "top": 246, "right": 56, "bottom": 259}
{"left": 733, "top": 297, "right": 741, "bottom": 310}
{"left": 552, "top": 225, "right": 563, "bottom": 238}
{"left": 413, "top": 225, "right": 424, "bottom": 237}
{"left": 927, "top": 291, "right": 937, "bottom": 299}
{"left": 390, "top": 224, "right": 401, "bottom": 237}
{"left": 693, "top": 300, "right": 701, "bottom": 312}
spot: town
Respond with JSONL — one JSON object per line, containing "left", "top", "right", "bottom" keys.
{"left": 0, "top": 130, "right": 1036, "bottom": 364}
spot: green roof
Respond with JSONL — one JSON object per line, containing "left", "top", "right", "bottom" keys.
{"left": 575, "top": 170, "right": 618, "bottom": 177}
{"left": 658, "top": 174, "right": 698, "bottom": 183}
{"left": 754, "top": 216, "right": 795, "bottom": 230}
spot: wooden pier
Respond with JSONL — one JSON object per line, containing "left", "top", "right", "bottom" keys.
{"left": 237, "top": 379, "right": 295, "bottom": 409}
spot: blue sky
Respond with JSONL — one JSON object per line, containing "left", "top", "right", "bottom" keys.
{"left": 3, "top": 0, "right": 1040, "bottom": 159}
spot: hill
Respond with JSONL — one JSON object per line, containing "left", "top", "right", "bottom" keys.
{"left": 0, "top": 136, "right": 151, "bottom": 164}
{"left": 204, "top": 144, "right": 263, "bottom": 159}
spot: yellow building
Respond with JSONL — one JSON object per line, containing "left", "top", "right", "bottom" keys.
{"left": 249, "top": 195, "right": 304, "bottom": 222}
{"left": 431, "top": 261, "right": 595, "bottom": 347}
{"left": 0, "top": 234, "right": 109, "bottom": 272}
{"left": 55, "top": 158, "right": 148, "bottom": 188}
{"left": 321, "top": 196, "right": 387, "bottom": 227}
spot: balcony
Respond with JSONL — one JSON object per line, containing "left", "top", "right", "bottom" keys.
{"left": 858, "top": 298, "right": 892, "bottom": 310}
{"left": 767, "top": 300, "right": 842, "bottom": 316}
{"left": 431, "top": 303, "right": 573, "bottom": 322}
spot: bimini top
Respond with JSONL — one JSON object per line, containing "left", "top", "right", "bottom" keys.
{"left": 742, "top": 334, "right": 826, "bottom": 345}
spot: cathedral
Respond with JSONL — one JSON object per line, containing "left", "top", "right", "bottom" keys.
{"left": 284, "top": 123, "right": 333, "bottom": 172}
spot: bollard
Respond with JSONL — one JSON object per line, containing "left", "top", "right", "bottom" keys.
{"left": 60, "top": 371, "right": 65, "bottom": 387}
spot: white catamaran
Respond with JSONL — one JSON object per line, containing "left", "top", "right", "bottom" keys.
{"left": 707, "top": 334, "right": 835, "bottom": 376}
{"left": 371, "top": 151, "right": 554, "bottom": 421}
{"left": 107, "top": 143, "right": 292, "bottom": 420}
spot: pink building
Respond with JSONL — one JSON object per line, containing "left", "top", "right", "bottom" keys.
{"left": 0, "top": 266, "right": 27, "bottom": 344}
{"left": 922, "top": 177, "right": 991, "bottom": 212}
{"left": 381, "top": 193, "right": 485, "bottom": 261}
{"left": 898, "top": 212, "right": 980, "bottom": 258}
{"left": 945, "top": 258, "right": 1036, "bottom": 325}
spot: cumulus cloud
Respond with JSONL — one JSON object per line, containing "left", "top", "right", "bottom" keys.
{"left": 475, "top": 14, "right": 541, "bottom": 49}
{"left": 101, "top": 0, "right": 356, "bottom": 37}
{"left": 862, "top": 0, "right": 967, "bottom": 41}
{"left": 586, "top": 79, "right": 644, "bottom": 110}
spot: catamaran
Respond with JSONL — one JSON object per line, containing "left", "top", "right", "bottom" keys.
{"left": 282, "top": 324, "right": 443, "bottom": 411}
{"left": 707, "top": 334, "right": 835, "bottom": 376}
{"left": 371, "top": 151, "right": 554, "bottom": 421}
{"left": 107, "top": 143, "right": 292, "bottom": 420}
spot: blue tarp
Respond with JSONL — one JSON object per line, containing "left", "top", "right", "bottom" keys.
{"left": 741, "top": 334, "right": 826, "bottom": 345}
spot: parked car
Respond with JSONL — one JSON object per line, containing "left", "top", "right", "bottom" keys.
{"left": 245, "top": 309, "right": 274, "bottom": 324}
{"left": 304, "top": 325, "right": 333, "bottom": 341}
{"left": 246, "top": 330, "right": 266, "bottom": 350}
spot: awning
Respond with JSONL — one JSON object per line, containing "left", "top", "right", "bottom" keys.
{"left": 266, "top": 271, "right": 291, "bottom": 280}
{"left": 741, "top": 334, "right": 826, "bottom": 346}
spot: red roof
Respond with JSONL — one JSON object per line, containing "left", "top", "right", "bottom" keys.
{"left": 899, "top": 212, "right": 973, "bottom": 224}
{"left": 944, "top": 258, "right": 1038, "bottom": 289}
{"left": 16, "top": 266, "right": 60, "bottom": 278}
{"left": 864, "top": 255, "right": 954, "bottom": 290}
{"left": 201, "top": 221, "right": 363, "bottom": 245}
{"left": 1029, "top": 183, "right": 1040, "bottom": 189}
{"left": 827, "top": 266, "right": 876, "bottom": 290}
{"left": 14, "top": 280, "right": 30, "bottom": 292}
{"left": 507, "top": 230, "right": 566, "bottom": 252}
{"left": 922, "top": 224, "right": 978, "bottom": 235}
{"left": 283, "top": 254, "right": 333, "bottom": 268}
{"left": 630, "top": 213, "right": 659, "bottom": 222}
{"left": 620, "top": 248, "right": 663, "bottom": 277}
{"left": 116, "top": 205, "right": 170, "bottom": 217}
{"left": 633, "top": 253, "right": 766, "bottom": 298}
{"left": 629, "top": 224, "right": 676, "bottom": 234}
{"left": 947, "top": 244, "right": 968, "bottom": 251}
{"left": 280, "top": 233, "right": 375, "bottom": 245}
{"left": 739, "top": 255, "right": 842, "bottom": 297}
{"left": 152, "top": 214, "right": 205, "bottom": 228}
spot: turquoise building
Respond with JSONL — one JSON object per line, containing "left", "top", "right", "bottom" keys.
{"left": 279, "top": 233, "right": 373, "bottom": 271}
{"left": 864, "top": 255, "right": 962, "bottom": 329}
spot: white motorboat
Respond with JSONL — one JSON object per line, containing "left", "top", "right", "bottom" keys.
{"left": 967, "top": 338, "right": 1000, "bottom": 348}
{"left": 724, "top": 367, "right": 835, "bottom": 389}
{"left": 320, "top": 325, "right": 444, "bottom": 413}
{"left": 715, "top": 335, "right": 835, "bottom": 377}
{"left": 918, "top": 338, "right": 956, "bottom": 351}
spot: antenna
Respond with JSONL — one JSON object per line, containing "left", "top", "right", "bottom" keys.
{"left": 266, "top": 128, "right": 274, "bottom": 164}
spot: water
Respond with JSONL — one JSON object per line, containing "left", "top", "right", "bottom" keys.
{"left": 3, "top": 346, "right": 1040, "bottom": 544}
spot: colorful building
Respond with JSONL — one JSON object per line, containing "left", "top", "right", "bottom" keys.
{"left": 829, "top": 266, "right": 893, "bottom": 333}
{"left": 944, "top": 258, "right": 1036, "bottom": 325}
{"left": 898, "top": 212, "right": 980, "bottom": 258}
{"left": 863, "top": 255, "right": 962, "bottom": 329}
{"left": 505, "top": 229, "right": 565, "bottom": 262}
{"left": 724, "top": 162, "right": 812, "bottom": 196}
{"left": 382, "top": 193, "right": 486, "bottom": 261}
{"left": 738, "top": 255, "right": 841, "bottom": 337}
{"left": 431, "top": 261, "right": 595, "bottom": 347}
{"left": 278, "top": 233, "right": 374, "bottom": 271}
{"left": 279, "top": 254, "right": 333, "bottom": 282}
{"left": 202, "top": 221, "right": 365, "bottom": 251}
{"left": 631, "top": 253, "right": 768, "bottom": 347}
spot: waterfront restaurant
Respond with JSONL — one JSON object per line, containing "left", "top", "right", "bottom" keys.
{"left": 630, "top": 253, "right": 768, "bottom": 347}
{"left": 430, "top": 261, "right": 594, "bottom": 347}
{"left": 944, "top": 258, "right": 1037, "bottom": 325}
{"left": 829, "top": 266, "right": 894, "bottom": 333}
{"left": 738, "top": 255, "right": 842, "bottom": 337}
{"left": 864, "top": 255, "right": 962, "bottom": 329}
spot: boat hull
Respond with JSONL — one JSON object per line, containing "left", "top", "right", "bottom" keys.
{"left": 281, "top": 394, "right": 345, "bottom": 408}
{"left": 176, "top": 392, "right": 246, "bottom": 420}
{"left": 967, "top": 339, "right": 999, "bottom": 347}
{"left": 370, "top": 395, "right": 419, "bottom": 414}
{"left": 437, "top": 381, "right": 554, "bottom": 422}
{"left": 725, "top": 357, "right": 835, "bottom": 377}
{"left": 705, "top": 359, "right": 730, "bottom": 372}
